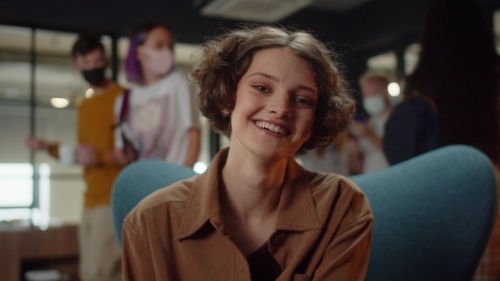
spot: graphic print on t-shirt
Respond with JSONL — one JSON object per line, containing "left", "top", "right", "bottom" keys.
{"left": 130, "top": 94, "right": 171, "bottom": 160}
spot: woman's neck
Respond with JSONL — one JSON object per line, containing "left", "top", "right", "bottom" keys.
{"left": 141, "top": 68, "right": 162, "bottom": 86}
{"left": 221, "top": 149, "right": 287, "bottom": 222}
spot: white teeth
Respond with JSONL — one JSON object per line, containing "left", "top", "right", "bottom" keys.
{"left": 256, "top": 121, "right": 287, "bottom": 136}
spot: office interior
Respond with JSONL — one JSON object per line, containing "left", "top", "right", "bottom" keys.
{"left": 0, "top": 0, "right": 499, "bottom": 280}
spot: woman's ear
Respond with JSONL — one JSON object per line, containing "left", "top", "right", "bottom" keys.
{"left": 222, "top": 108, "right": 231, "bottom": 117}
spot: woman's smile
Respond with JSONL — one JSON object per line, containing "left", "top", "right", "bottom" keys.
{"left": 253, "top": 119, "right": 291, "bottom": 137}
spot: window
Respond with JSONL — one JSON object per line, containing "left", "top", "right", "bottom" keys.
{"left": 0, "top": 163, "right": 50, "bottom": 229}
{"left": 0, "top": 25, "right": 84, "bottom": 226}
{"left": 366, "top": 51, "right": 397, "bottom": 75}
{"left": 0, "top": 163, "right": 33, "bottom": 207}
{"left": 404, "top": 43, "right": 420, "bottom": 75}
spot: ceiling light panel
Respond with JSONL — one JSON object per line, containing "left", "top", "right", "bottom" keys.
{"left": 201, "top": 0, "right": 313, "bottom": 23}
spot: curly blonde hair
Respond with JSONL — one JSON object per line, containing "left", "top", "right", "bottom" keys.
{"left": 192, "top": 26, "right": 354, "bottom": 151}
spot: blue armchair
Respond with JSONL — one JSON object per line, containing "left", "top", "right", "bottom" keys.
{"left": 111, "top": 145, "right": 498, "bottom": 281}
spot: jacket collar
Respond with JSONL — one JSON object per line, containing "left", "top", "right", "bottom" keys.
{"left": 176, "top": 148, "right": 322, "bottom": 240}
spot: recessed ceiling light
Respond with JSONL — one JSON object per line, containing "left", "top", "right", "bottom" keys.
{"left": 201, "top": 0, "right": 313, "bottom": 23}
{"left": 388, "top": 82, "right": 400, "bottom": 97}
{"left": 50, "top": 97, "right": 69, "bottom": 108}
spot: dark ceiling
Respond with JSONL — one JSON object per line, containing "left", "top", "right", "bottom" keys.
{"left": 0, "top": 0, "right": 442, "bottom": 53}
{"left": 2, "top": 0, "right": 498, "bottom": 54}
{"left": 1, "top": 0, "right": 498, "bottom": 80}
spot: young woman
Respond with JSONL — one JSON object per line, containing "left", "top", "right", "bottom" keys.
{"left": 115, "top": 23, "right": 200, "bottom": 167}
{"left": 122, "top": 26, "right": 373, "bottom": 281}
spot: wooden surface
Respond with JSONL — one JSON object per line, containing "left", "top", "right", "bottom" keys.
{"left": 0, "top": 224, "right": 79, "bottom": 281}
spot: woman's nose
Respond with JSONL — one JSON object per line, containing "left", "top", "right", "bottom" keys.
{"left": 268, "top": 94, "right": 291, "bottom": 118}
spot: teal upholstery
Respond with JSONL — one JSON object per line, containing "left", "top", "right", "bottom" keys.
{"left": 111, "top": 160, "right": 196, "bottom": 244}
{"left": 350, "top": 145, "right": 497, "bottom": 281}
{"left": 111, "top": 145, "right": 497, "bottom": 280}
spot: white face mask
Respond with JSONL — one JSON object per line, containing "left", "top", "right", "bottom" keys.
{"left": 363, "top": 95, "right": 386, "bottom": 116}
{"left": 139, "top": 47, "right": 174, "bottom": 76}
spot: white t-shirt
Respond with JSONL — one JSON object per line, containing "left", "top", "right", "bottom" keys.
{"left": 359, "top": 113, "right": 389, "bottom": 173}
{"left": 297, "top": 146, "right": 348, "bottom": 175}
{"left": 114, "top": 69, "right": 199, "bottom": 165}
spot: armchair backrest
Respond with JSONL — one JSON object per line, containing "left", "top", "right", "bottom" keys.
{"left": 351, "top": 145, "right": 497, "bottom": 281}
{"left": 111, "top": 145, "right": 497, "bottom": 281}
{"left": 111, "top": 160, "right": 196, "bottom": 243}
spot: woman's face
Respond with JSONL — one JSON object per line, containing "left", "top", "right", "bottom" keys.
{"left": 228, "top": 47, "right": 317, "bottom": 162}
{"left": 141, "top": 26, "right": 172, "bottom": 51}
{"left": 137, "top": 26, "right": 173, "bottom": 64}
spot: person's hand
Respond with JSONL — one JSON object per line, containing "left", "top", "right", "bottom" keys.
{"left": 344, "top": 136, "right": 364, "bottom": 175}
{"left": 349, "top": 121, "right": 369, "bottom": 138}
{"left": 25, "top": 137, "right": 49, "bottom": 150}
{"left": 76, "top": 144, "right": 96, "bottom": 166}
{"left": 344, "top": 136, "right": 361, "bottom": 154}
{"left": 106, "top": 147, "right": 135, "bottom": 166}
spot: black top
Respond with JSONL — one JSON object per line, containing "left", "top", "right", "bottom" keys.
{"left": 384, "top": 97, "right": 441, "bottom": 165}
{"left": 247, "top": 243, "right": 282, "bottom": 281}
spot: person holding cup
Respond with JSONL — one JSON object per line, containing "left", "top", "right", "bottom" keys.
{"left": 25, "top": 34, "right": 131, "bottom": 281}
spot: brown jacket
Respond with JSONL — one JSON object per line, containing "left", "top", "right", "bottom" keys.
{"left": 122, "top": 148, "right": 373, "bottom": 281}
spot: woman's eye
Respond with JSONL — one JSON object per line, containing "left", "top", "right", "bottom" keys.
{"left": 253, "top": 85, "right": 269, "bottom": 93}
{"left": 296, "top": 97, "right": 314, "bottom": 107}
{"left": 155, "top": 42, "right": 166, "bottom": 49}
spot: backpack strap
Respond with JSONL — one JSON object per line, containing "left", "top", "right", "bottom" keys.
{"left": 119, "top": 89, "right": 131, "bottom": 123}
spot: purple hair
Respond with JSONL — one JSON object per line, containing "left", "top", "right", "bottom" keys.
{"left": 125, "top": 23, "right": 173, "bottom": 83}
{"left": 125, "top": 31, "right": 148, "bottom": 83}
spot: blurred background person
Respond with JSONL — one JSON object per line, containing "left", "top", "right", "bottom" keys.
{"left": 25, "top": 34, "right": 128, "bottom": 281}
{"left": 346, "top": 72, "right": 392, "bottom": 174}
{"left": 383, "top": 0, "right": 500, "bottom": 280}
{"left": 384, "top": 0, "right": 499, "bottom": 166}
{"left": 115, "top": 23, "right": 200, "bottom": 167}
{"left": 297, "top": 134, "right": 349, "bottom": 175}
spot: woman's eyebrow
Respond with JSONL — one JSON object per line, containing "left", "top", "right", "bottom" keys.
{"left": 248, "top": 72, "right": 317, "bottom": 93}
{"left": 248, "top": 72, "right": 278, "bottom": 81}
{"left": 297, "top": 85, "right": 317, "bottom": 94}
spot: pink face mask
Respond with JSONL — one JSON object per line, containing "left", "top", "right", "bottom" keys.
{"left": 139, "top": 47, "right": 174, "bottom": 76}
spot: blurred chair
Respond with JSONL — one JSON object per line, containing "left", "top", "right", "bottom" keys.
{"left": 111, "top": 145, "right": 498, "bottom": 281}
{"left": 111, "top": 160, "right": 196, "bottom": 243}
{"left": 351, "top": 145, "right": 497, "bottom": 281}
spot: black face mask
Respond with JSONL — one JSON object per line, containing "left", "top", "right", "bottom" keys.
{"left": 82, "top": 67, "right": 106, "bottom": 86}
